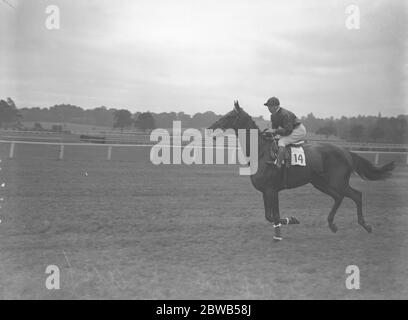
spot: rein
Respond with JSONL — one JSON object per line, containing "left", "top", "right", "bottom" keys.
{"left": 260, "top": 131, "right": 279, "bottom": 159}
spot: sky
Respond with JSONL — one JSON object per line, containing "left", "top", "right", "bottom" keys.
{"left": 0, "top": 0, "right": 407, "bottom": 118}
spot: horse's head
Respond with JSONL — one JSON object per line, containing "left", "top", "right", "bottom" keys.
{"left": 208, "top": 100, "right": 257, "bottom": 134}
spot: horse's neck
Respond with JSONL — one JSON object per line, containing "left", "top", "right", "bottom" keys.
{"left": 257, "top": 134, "right": 270, "bottom": 159}
{"left": 236, "top": 115, "right": 270, "bottom": 159}
{"left": 239, "top": 128, "right": 269, "bottom": 159}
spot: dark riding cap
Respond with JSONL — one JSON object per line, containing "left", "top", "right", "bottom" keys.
{"left": 264, "top": 97, "right": 280, "bottom": 107}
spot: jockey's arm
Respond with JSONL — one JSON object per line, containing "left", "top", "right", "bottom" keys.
{"left": 264, "top": 128, "right": 278, "bottom": 134}
{"left": 264, "top": 128, "right": 282, "bottom": 141}
{"left": 266, "top": 119, "right": 279, "bottom": 134}
{"left": 276, "top": 126, "right": 292, "bottom": 136}
{"left": 275, "top": 114, "right": 294, "bottom": 136}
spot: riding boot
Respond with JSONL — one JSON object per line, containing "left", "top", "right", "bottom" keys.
{"left": 266, "top": 145, "right": 276, "bottom": 166}
{"left": 266, "top": 144, "right": 275, "bottom": 166}
{"left": 266, "top": 146, "right": 276, "bottom": 166}
{"left": 275, "top": 146, "right": 285, "bottom": 168}
{"left": 266, "top": 146, "right": 286, "bottom": 167}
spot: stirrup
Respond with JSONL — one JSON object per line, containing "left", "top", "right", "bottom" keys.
{"left": 276, "top": 159, "right": 285, "bottom": 168}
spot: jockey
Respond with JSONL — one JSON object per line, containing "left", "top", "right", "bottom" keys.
{"left": 264, "top": 97, "right": 307, "bottom": 167}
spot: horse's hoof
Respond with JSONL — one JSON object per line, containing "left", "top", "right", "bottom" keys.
{"left": 364, "top": 224, "right": 373, "bottom": 233}
{"left": 290, "top": 217, "right": 300, "bottom": 225}
{"left": 329, "top": 223, "right": 338, "bottom": 233}
{"left": 273, "top": 236, "right": 283, "bottom": 242}
{"left": 359, "top": 221, "right": 373, "bottom": 233}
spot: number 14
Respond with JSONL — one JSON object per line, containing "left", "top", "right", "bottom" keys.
{"left": 294, "top": 154, "right": 304, "bottom": 163}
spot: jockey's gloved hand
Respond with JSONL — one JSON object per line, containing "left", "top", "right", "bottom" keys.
{"left": 264, "top": 128, "right": 277, "bottom": 134}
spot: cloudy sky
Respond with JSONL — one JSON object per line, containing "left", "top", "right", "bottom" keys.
{"left": 0, "top": 0, "right": 406, "bottom": 118}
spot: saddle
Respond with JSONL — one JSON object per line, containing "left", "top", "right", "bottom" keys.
{"left": 262, "top": 131, "right": 306, "bottom": 168}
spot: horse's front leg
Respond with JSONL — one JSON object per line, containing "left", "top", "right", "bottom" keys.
{"left": 262, "top": 190, "right": 274, "bottom": 223}
{"left": 270, "top": 190, "right": 283, "bottom": 241}
{"left": 263, "top": 189, "right": 283, "bottom": 241}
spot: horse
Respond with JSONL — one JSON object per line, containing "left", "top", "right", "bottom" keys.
{"left": 208, "top": 101, "right": 395, "bottom": 241}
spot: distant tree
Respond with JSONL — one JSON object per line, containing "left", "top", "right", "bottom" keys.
{"left": 316, "top": 125, "right": 337, "bottom": 138}
{"left": 177, "top": 112, "right": 192, "bottom": 127}
{"left": 301, "top": 112, "right": 329, "bottom": 134}
{"left": 48, "top": 104, "right": 83, "bottom": 123}
{"left": 389, "top": 117, "right": 408, "bottom": 144}
{"left": 84, "top": 106, "right": 115, "bottom": 127}
{"left": 33, "top": 122, "right": 44, "bottom": 131}
{"left": 349, "top": 124, "right": 364, "bottom": 141}
{"left": 191, "top": 111, "right": 220, "bottom": 128}
{"left": 152, "top": 112, "right": 177, "bottom": 128}
{"left": 397, "top": 117, "right": 408, "bottom": 144}
{"left": 133, "top": 111, "right": 141, "bottom": 124}
{"left": 0, "top": 97, "right": 21, "bottom": 128}
{"left": 9, "top": 101, "right": 408, "bottom": 144}
{"left": 370, "top": 126, "right": 385, "bottom": 141}
{"left": 7, "top": 97, "right": 16, "bottom": 109}
{"left": 113, "top": 109, "right": 133, "bottom": 132}
{"left": 135, "top": 112, "right": 156, "bottom": 132}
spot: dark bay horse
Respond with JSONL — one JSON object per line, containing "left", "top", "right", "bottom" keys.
{"left": 208, "top": 101, "right": 395, "bottom": 241}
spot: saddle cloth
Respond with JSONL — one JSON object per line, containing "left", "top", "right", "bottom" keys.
{"left": 284, "top": 142, "right": 306, "bottom": 167}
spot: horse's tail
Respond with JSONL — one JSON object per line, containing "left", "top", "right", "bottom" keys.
{"left": 350, "top": 152, "right": 395, "bottom": 181}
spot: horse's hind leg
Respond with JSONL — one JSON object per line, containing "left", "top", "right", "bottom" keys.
{"left": 312, "top": 183, "right": 344, "bottom": 233}
{"left": 327, "top": 194, "right": 344, "bottom": 233}
{"left": 343, "top": 185, "right": 372, "bottom": 233}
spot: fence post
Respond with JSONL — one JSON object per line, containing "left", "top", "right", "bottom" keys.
{"left": 59, "top": 144, "right": 64, "bottom": 160}
{"left": 374, "top": 153, "right": 379, "bottom": 166}
{"left": 9, "top": 142, "right": 15, "bottom": 158}
{"left": 107, "top": 146, "right": 112, "bottom": 161}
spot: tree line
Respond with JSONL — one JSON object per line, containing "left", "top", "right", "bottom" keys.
{"left": 0, "top": 97, "right": 407, "bottom": 143}
{"left": 302, "top": 112, "right": 408, "bottom": 144}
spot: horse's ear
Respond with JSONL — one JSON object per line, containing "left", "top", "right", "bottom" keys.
{"left": 234, "top": 100, "right": 241, "bottom": 111}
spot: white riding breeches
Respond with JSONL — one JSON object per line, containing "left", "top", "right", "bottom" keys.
{"left": 278, "top": 124, "right": 306, "bottom": 147}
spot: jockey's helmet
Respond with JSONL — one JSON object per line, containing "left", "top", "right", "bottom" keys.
{"left": 264, "top": 97, "right": 280, "bottom": 107}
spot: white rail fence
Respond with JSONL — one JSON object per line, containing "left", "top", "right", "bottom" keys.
{"left": 1, "top": 139, "right": 407, "bottom": 165}
{"left": 1, "top": 140, "right": 152, "bottom": 161}
{"left": 2, "top": 128, "right": 408, "bottom": 148}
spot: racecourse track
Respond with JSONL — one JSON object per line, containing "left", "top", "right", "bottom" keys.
{"left": 0, "top": 143, "right": 407, "bottom": 299}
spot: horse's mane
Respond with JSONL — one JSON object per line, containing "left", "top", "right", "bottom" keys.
{"left": 241, "top": 110, "right": 260, "bottom": 131}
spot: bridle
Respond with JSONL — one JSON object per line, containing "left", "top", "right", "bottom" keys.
{"left": 231, "top": 109, "right": 243, "bottom": 132}
{"left": 216, "top": 109, "right": 243, "bottom": 132}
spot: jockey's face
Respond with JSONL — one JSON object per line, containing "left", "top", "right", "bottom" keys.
{"left": 267, "top": 105, "right": 279, "bottom": 114}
